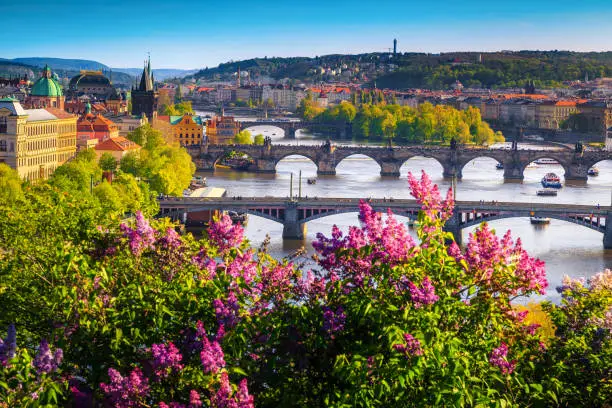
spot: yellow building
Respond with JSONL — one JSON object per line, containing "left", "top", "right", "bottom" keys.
{"left": 0, "top": 98, "right": 77, "bottom": 181}
{"left": 152, "top": 113, "right": 204, "bottom": 146}
{"left": 536, "top": 100, "right": 581, "bottom": 129}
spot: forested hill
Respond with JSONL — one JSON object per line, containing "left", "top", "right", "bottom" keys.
{"left": 191, "top": 51, "right": 612, "bottom": 90}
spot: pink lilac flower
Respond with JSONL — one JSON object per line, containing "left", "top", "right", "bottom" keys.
{"left": 199, "top": 327, "right": 226, "bottom": 374}
{"left": 590, "top": 270, "right": 612, "bottom": 292}
{"left": 0, "top": 323, "right": 16, "bottom": 365}
{"left": 236, "top": 379, "right": 255, "bottom": 408}
{"left": 213, "top": 292, "right": 240, "bottom": 328}
{"left": 226, "top": 250, "right": 257, "bottom": 285}
{"left": 524, "top": 324, "right": 541, "bottom": 335}
{"left": 489, "top": 342, "right": 517, "bottom": 375}
{"left": 407, "top": 170, "right": 454, "bottom": 222}
{"left": 211, "top": 372, "right": 254, "bottom": 408}
{"left": 260, "top": 264, "right": 295, "bottom": 297}
{"left": 33, "top": 339, "right": 63, "bottom": 374}
{"left": 120, "top": 211, "right": 156, "bottom": 255}
{"left": 322, "top": 306, "right": 346, "bottom": 337}
{"left": 160, "top": 403, "right": 186, "bottom": 408}
{"left": 192, "top": 250, "right": 218, "bottom": 278}
{"left": 150, "top": 342, "right": 183, "bottom": 378}
{"left": 393, "top": 333, "right": 423, "bottom": 357}
{"left": 189, "top": 390, "right": 203, "bottom": 407}
{"left": 407, "top": 276, "right": 439, "bottom": 308}
{"left": 159, "top": 227, "right": 182, "bottom": 249}
{"left": 208, "top": 213, "right": 244, "bottom": 253}
{"left": 100, "top": 367, "right": 150, "bottom": 407}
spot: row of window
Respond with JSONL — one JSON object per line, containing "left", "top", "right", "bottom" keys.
{"left": 27, "top": 138, "right": 56, "bottom": 151}
{"left": 19, "top": 154, "right": 57, "bottom": 168}
{"left": 26, "top": 123, "right": 57, "bottom": 136}
{"left": 0, "top": 140, "right": 14, "bottom": 152}
{"left": 179, "top": 134, "right": 201, "bottom": 138}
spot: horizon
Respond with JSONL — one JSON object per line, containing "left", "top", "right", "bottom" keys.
{"left": 3, "top": 0, "right": 612, "bottom": 69}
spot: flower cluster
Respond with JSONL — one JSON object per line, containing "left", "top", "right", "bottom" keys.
{"left": 322, "top": 306, "right": 346, "bottom": 337}
{"left": 150, "top": 342, "right": 183, "bottom": 378}
{"left": 213, "top": 292, "right": 240, "bottom": 329}
{"left": 208, "top": 213, "right": 244, "bottom": 253}
{"left": 393, "top": 333, "right": 423, "bottom": 357}
{"left": 120, "top": 211, "right": 156, "bottom": 255}
{"left": 0, "top": 323, "right": 16, "bottom": 366}
{"left": 33, "top": 339, "right": 63, "bottom": 375}
{"left": 590, "top": 269, "right": 612, "bottom": 292}
{"left": 211, "top": 372, "right": 254, "bottom": 408}
{"left": 100, "top": 367, "right": 150, "bottom": 407}
{"left": 198, "top": 323, "right": 226, "bottom": 374}
{"left": 407, "top": 276, "right": 439, "bottom": 308}
{"left": 407, "top": 170, "right": 454, "bottom": 223}
{"left": 489, "top": 342, "right": 516, "bottom": 375}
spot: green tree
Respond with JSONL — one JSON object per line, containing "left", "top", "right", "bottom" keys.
{"left": 233, "top": 130, "right": 254, "bottom": 145}
{"left": 254, "top": 134, "right": 265, "bottom": 145}
{"left": 127, "top": 124, "right": 165, "bottom": 151}
{"left": 0, "top": 163, "right": 24, "bottom": 204}
{"left": 99, "top": 153, "right": 118, "bottom": 172}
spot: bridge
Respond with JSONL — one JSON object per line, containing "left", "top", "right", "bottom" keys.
{"left": 158, "top": 197, "right": 612, "bottom": 247}
{"left": 236, "top": 120, "right": 351, "bottom": 139}
{"left": 186, "top": 143, "right": 612, "bottom": 180}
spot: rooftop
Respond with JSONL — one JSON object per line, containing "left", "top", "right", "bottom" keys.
{"left": 95, "top": 136, "right": 141, "bottom": 152}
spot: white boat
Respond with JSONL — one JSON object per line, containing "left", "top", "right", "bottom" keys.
{"left": 526, "top": 163, "right": 538, "bottom": 169}
{"left": 537, "top": 189, "right": 558, "bottom": 196}
{"left": 530, "top": 216, "right": 551, "bottom": 225}
{"left": 588, "top": 167, "right": 599, "bottom": 176}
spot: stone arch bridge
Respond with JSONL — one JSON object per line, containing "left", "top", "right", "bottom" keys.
{"left": 158, "top": 197, "right": 612, "bottom": 247}
{"left": 187, "top": 143, "right": 612, "bottom": 180}
{"left": 237, "top": 120, "right": 352, "bottom": 139}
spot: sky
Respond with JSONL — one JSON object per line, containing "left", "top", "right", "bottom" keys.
{"left": 3, "top": 0, "right": 612, "bottom": 69}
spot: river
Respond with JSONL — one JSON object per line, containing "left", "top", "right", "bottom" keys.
{"left": 196, "top": 118, "right": 612, "bottom": 301}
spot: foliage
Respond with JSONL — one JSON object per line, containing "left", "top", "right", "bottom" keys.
{"left": 0, "top": 163, "right": 23, "bottom": 205}
{"left": 233, "top": 130, "right": 254, "bottom": 145}
{"left": 99, "top": 152, "right": 118, "bottom": 172}
{"left": 123, "top": 124, "right": 196, "bottom": 195}
{"left": 0, "top": 172, "right": 610, "bottom": 407}
{"left": 160, "top": 102, "right": 194, "bottom": 116}
{"left": 253, "top": 134, "right": 265, "bottom": 145}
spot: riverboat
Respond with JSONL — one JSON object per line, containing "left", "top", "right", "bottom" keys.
{"left": 541, "top": 173, "right": 562, "bottom": 188}
{"left": 307, "top": 178, "right": 317, "bottom": 185}
{"left": 189, "top": 176, "right": 207, "bottom": 189}
{"left": 530, "top": 216, "right": 551, "bottom": 225}
{"left": 496, "top": 163, "right": 504, "bottom": 170}
{"left": 535, "top": 158, "right": 559, "bottom": 165}
{"left": 526, "top": 163, "right": 538, "bottom": 169}
{"left": 588, "top": 167, "right": 600, "bottom": 176}
{"left": 228, "top": 211, "right": 248, "bottom": 225}
{"left": 537, "top": 189, "right": 558, "bottom": 197}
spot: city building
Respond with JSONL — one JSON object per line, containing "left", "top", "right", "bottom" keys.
{"left": 94, "top": 136, "right": 141, "bottom": 161}
{"left": 0, "top": 98, "right": 77, "bottom": 181}
{"left": 68, "top": 70, "right": 114, "bottom": 98}
{"left": 107, "top": 114, "right": 148, "bottom": 137}
{"left": 76, "top": 103, "right": 119, "bottom": 149}
{"left": 131, "top": 58, "right": 158, "bottom": 119}
{"left": 206, "top": 116, "right": 240, "bottom": 144}
{"left": 27, "top": 65, "right": 65, "bottom": 110}
{"left": 166, "top": 114, "right": 204, "bottom": 146}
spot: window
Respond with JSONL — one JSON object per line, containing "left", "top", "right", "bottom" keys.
{"left": 0, "top": 140, "right": 6, "bottom": 152}
{"left": 0, "top": 117, "right": 6, "bottom": 133}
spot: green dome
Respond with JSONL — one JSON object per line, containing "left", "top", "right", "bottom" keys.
{"left": 31, "top": 77, "right": 63, "bottom": 97}
{"left": 31, "top": 66, "right": 63, "bottom": 97}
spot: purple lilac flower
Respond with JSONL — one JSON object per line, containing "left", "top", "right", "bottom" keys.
{"left": 322, "top": 306, "right": 346, "bottom": 337}
{"left": 33, "top": 339, "right": 62, "bottom": 374}
{"left": 150, "top": 342, "right": 183, "bottom": 378}
{"left": 407, "top": 276, "right": 439, "bottom": 308}
{"left": 189, "top": 390, "right": 203, "bottom": 407}
{"left": 236, "top": 379, "right": 255, "bottom": 408}
{"left": 160, "top": 227, "right": 182, "bottom": 249}
{"left": 120, "top": 211, "right": 156, "bottom": 255}
{"left": 200, "top": 329, "right": 226, "bottom": 374}
{"left": 213, "top": 291, "right": 240, "bottom": 328}
{"left": 0, "top": 323, "right": 16, "bottom": 365}
{"left": 393, "top": 333, "right": 423, "bottom": 357}
{"left": 489, "top": 342, "right": 516, "bottom": 375}
{"left": 100, "top": 367, "right": 150, "bottom": 407}
{"left": 208, "top": 213, "right": 244, "bottom": 253}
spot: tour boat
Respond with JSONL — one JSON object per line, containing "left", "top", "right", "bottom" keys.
{"left": 228, "top": 211, "right": 248, "bottom": 225}
{"left": 530, "top": 216, "right": 551, "bottom": 225}
{"left": 526, "top": 163, "right": 538, "bottom": 169}
{"left": 496, "top": 163, "right": 504, "bottom": 170}
{"left": 541, "top": 173, "right": 562, "bottom": 188}
{"left": 535, "top": 158, "right": 559, "bottom": 165}
{"left": 190, "top": 176, "right": 207, "bottom": 189}
{"left": 588, "top": 167, "right": 599, "bottom": 176}
{"left": 307, "top": 178, "right": 317, "bottom": 185}
{"left": 537, "top": 189, "right": 558, "bottom": 197}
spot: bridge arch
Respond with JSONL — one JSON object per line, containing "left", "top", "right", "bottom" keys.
{"left": 274, "top": 153, "right": 319, "bottom": 171}
{"left": 299, "top": 207, "right": 420, "bottom": 225}
{"left": 459, "top": 156, "right": 504, "bottom": 181}
{"left": 242, "top": 124, "right": 287, "bottom": 139}
{"left": 520, "top": 155, "right": 569, "bottom": 179}
{"left": 334, "top": 153, "right": 384, "bottom": 173}
{"left": 459, "top": 213, "right": 605, "bottom": 233}
{"left": 399, "top": 155, "right": 445, "bottom": 178}
{"left": 584, "top": 159, "right": 612, "bottom": 183}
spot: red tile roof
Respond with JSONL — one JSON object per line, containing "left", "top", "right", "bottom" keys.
{"left": 95, "top": 136, "right": 141, "bottom": 152}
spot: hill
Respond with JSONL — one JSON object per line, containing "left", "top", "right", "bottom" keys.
{"left": 112, "top": 68, "right": 198, "bottom": 80}
{"left": 189, "top": 51, "right": 612, "bottom": 90}
{"left": 12, "top": 57, "right": 109, "bottom": 71}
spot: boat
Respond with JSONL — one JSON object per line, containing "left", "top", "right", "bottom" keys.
{"left": 496, "top": 163, "right": 504, "bottom": 170}
{"left": 190, "top": 176, "right": 207, "bottom": 189}
{"left": 530, "top": 216, "right": 551, "bottom": 225}
{"left": 541, "top": 172, "right": 562, "bottom": 188}
{"left": 537, "top": 189, "right": 558, "bottom": 196}
{"left": 307, "top": 178, "right": 317, "bottom": 185}
{"left": 535, "top": 158, "right": 559, "bottom": 165}
{"left": 526, "top": 163, "right": 538, "bottom": 169}
{"left": 588, "top": 167, "right": 599, "bottom": 176}
{"left": 227, "top": 211, "right": 248, "bottom": 225}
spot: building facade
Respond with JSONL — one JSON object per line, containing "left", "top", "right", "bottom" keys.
{"left": 27, "top": 65, "right": 65, "bottom": 110}
{"left": 131, "top": 58, "right": 158, "bottom": 119}
{"left": 0, "top": 98, "right": 77, "bottom": 181}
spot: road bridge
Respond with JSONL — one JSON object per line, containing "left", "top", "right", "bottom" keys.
{"left": 158, "top": 197, "right": 612, "bottom": 247}
{"left": 237, "top": 120, "right": 351, "bottom": 139}
{"left": 186, "top": 143, "right": 612, "bottom": 181}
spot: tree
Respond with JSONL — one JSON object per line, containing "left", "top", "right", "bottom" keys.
{"left": 127, "top": 124, "right": 165, "bottom": 151}
{"left": 0, "top": 163, "right": 23, "bottom": 204}
{"left": 253, "top": 134, "right": 265, "bottom": 145}
{"left": 233, "top": 130, "right": 254, "bottom": 145}
{"left": 99, "top": 153, "right": 117, "bottom": 172}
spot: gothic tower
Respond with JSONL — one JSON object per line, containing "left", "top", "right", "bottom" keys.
{"left": 131, "top": 57, "right": 157, "bottom": 119}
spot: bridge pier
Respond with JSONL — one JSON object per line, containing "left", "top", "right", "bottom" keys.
{"left": 442, "top": 164, "right": 462, "bottom": 180}
{"left": 255, "top": 159, "right": 276, "bottom": 173}
{"left": 503, "top": 163, "right": 524, "bottom": 181}
{"left": 317, "top": 160, "right": 336, "bottom": 176}
{"left": 443, "top": 212, "right": 462, "bottom": 246}
{"left": 286, "top": 127, "right": 296, "bottom": 139}
{"left": 565, "top": 162, "right": 589, "bottom": 181}
{"left": 380, "top": 161, "right": 401, "bottom": 177}
{"left": 604, "top": 212, "right": 612, "bottom": 249}
{"left": 283, "top": 203, "right": 307, "bottom": 239}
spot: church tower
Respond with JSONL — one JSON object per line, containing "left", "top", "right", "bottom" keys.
{"left": 131, "top": 57, "right": 157, "bottom": 119}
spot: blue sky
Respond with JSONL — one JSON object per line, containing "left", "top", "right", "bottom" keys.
{"left": 2, "top": 0, "right": 612, "bottom": 69}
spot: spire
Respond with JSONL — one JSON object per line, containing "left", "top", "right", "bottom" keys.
{"left": 139, "top": 58, "right": 153, "bottom": 91}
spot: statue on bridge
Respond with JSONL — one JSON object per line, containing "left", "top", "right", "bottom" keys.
{"left": 322, "top": 138, "right": 335, "bottom": 153}
{"left": 575, "top": 141, "right": 584, "bottom": 154}
{"left": 512, "top": 139, "right": 518, "bottom": 151}
{"left": 450, "top": 137, "right": 457, "bottom": 150}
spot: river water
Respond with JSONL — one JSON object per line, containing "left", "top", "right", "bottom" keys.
{"left": 196, "top": 119, "right": 612, "bottom": 301}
